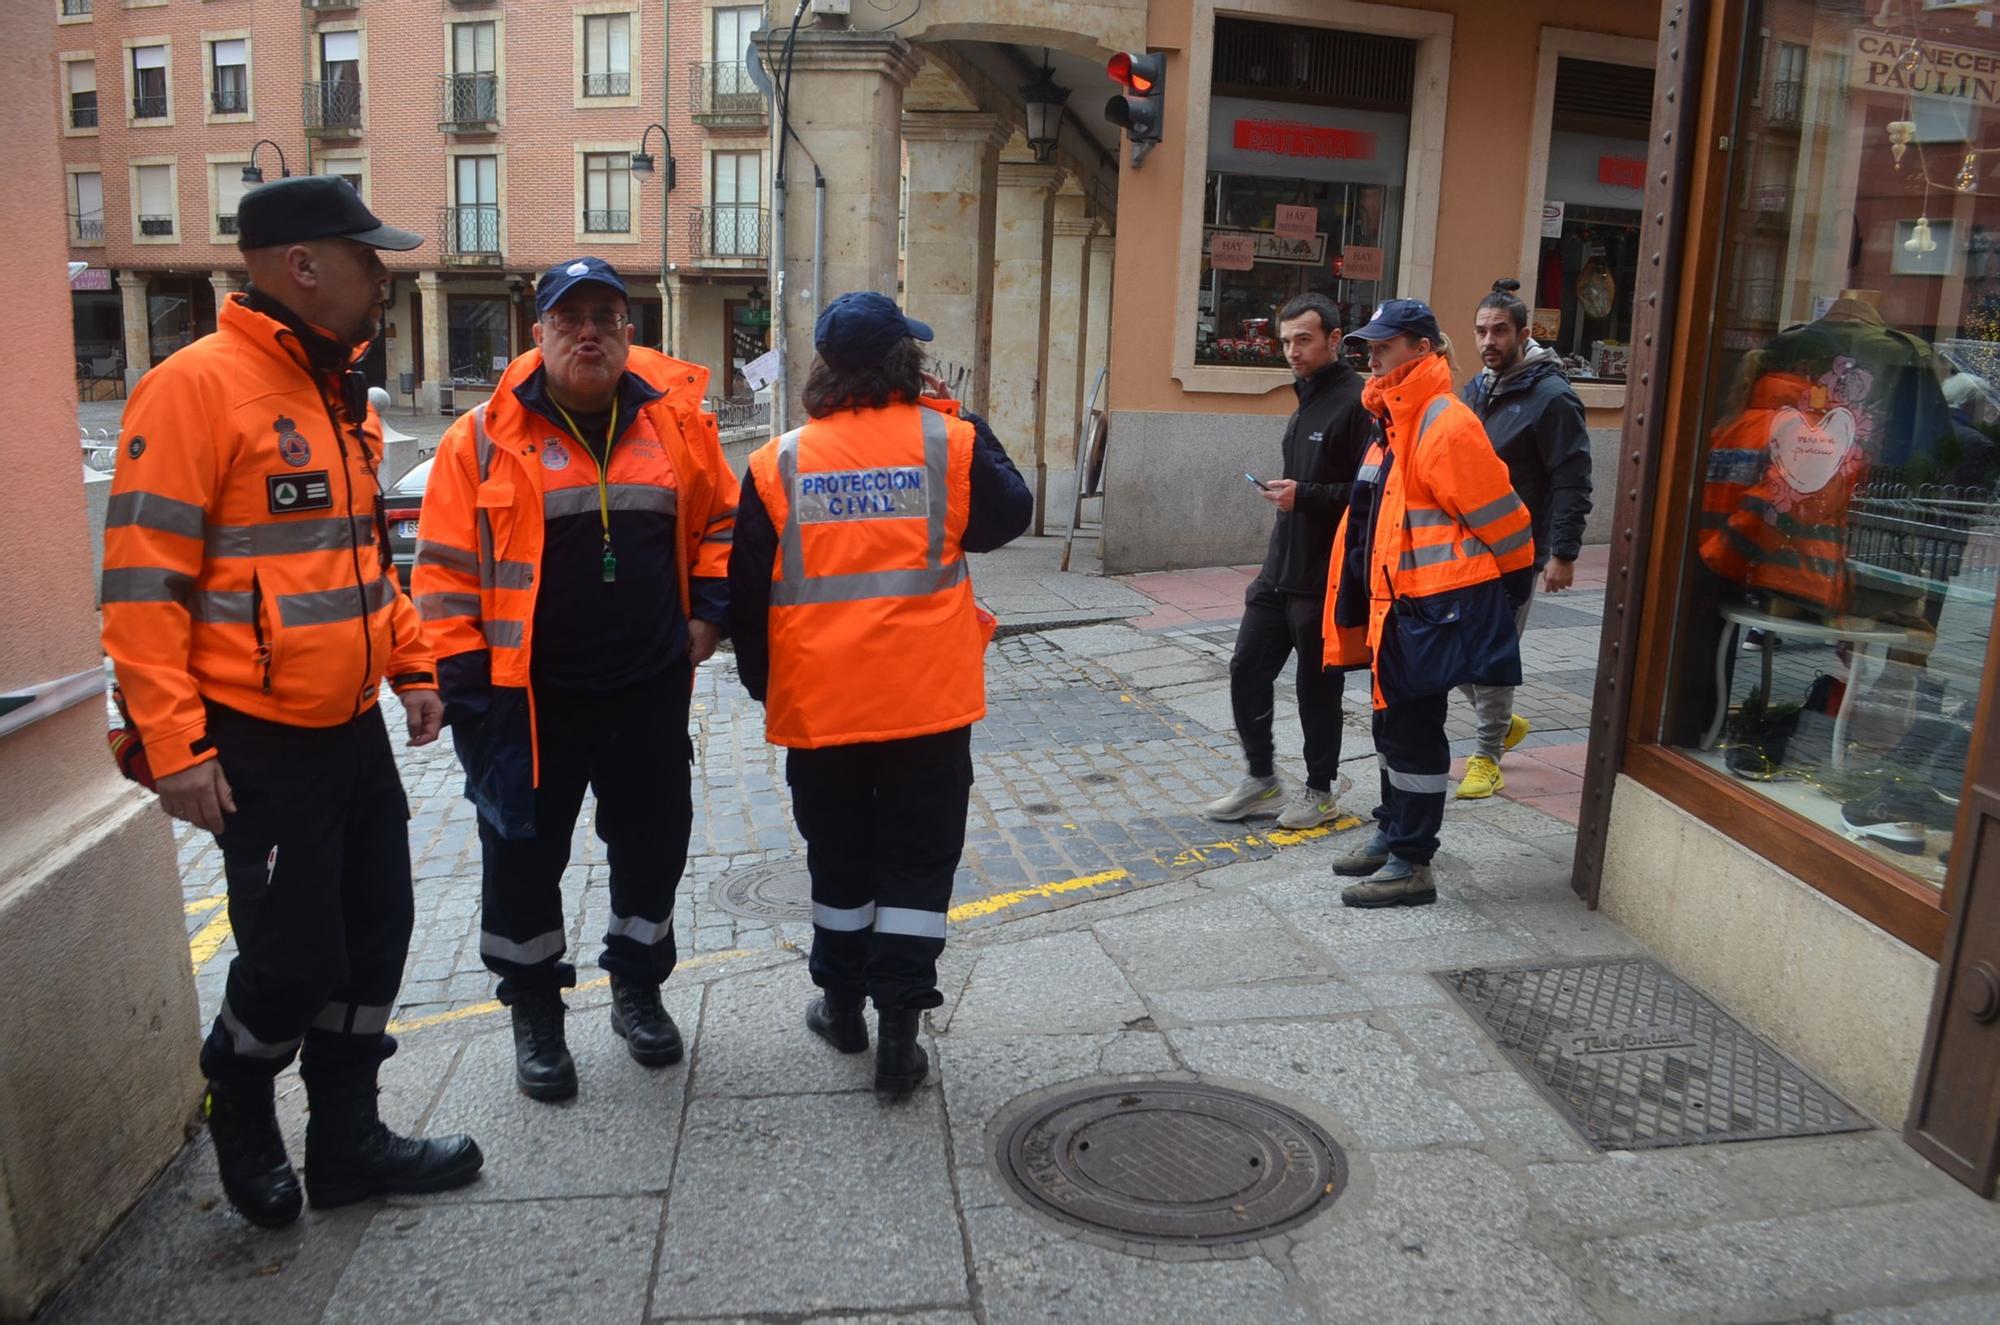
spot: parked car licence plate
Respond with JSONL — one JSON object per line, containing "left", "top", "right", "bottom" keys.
{"left": 398, "top": 520, "right": 420, "bottom": 538}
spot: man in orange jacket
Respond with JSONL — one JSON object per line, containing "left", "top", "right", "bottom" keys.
{"left": 415, "top": 258, "right": 738, "bottom": 1102}
{"left": 100, "top": 176, "right": 482, "bottom": 1230}
{"left": 1321, "top": 300, "right": 1536, "bottom": 908}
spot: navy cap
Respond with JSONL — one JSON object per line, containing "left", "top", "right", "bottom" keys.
{"left": 536, "top": 257, "right": 629, "bottom": 316}
{"left": 814, "top": 291, "right": 933, "bottom": 369}
{"left": 1344, "top": 298, "right": 1443, "bottom": 346}
{"left": 236, "top": 175, "right": 423, "bottom": 252}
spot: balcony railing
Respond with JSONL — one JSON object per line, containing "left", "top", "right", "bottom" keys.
{"left": 132, "top": 94, "right": 167, "bottom": 120}
{"left": 218, "top": 214, "right": 238, "bottom": 236}
{"left": 302, "top": 0, "right": 359, "bottom": 9}
{"left": 73, "top": 218, "right": 103, "bottom": 243}
{"left": 60, "top": 0, "right": 90, "bottom": 15}
{"left": 583, "top": 209, "right": 630, "bottom": 233}
{"left": 440, "top": 204, "right": 501, "bottom": 263}
{"left": 581, "top": 71, "right": 630, "bottom": 97}
{"left": 212, "top": 86, "right": 248, "bottom": 115}
{"left": 138, "top": 215, "right": 174, "bottom": 237}
{"left": 690, "top": 204, "right": 768, "bottom": 260}
{"left": 438, "top": 72, "right": 498, "bottom": 130}
{"left": 304, "top": 79, "right": 362, "bottom": 135}
{"left": 71, "top": 104, "right": 97, "bottom": 129}
{"left": 1768, "top": 78, "right": 1805, "bottom": 127}
{"left": 715, "top": 395, "right": 769, "bottom": 432}
{"left": 690, "top": 61, "right": 767, "bottom": 126}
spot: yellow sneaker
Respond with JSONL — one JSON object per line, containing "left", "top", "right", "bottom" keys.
{"left": 1456, "top": 754, "right": 1504, "bottom": 800}
{"left": 1504, "top": 714, "right": 1530, "bottom": 752}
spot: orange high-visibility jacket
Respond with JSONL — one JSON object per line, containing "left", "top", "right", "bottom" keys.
{"left": 744, "top": 398, "right": 989, "bottom": 748}
{"left": 412, "top": 346, "right": 738, "bottom": 690}
{"left": 100, "top": 293, "right": 436, "bottom": 779}
{"left": 1323, "top": 352, "right": 1536, "bottom": 706}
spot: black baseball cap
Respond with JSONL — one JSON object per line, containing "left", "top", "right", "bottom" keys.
{"left": 535, "top": 257, "right": 629, "bottom": 316}
{"left": 814, "top": 291, "right": 932, "bottom": 370}
{"left": 236, "top": 176, "right": 423, "bottom": 252}
{"left": 1344, "top": 298, "right": 1443, "bottom": 346}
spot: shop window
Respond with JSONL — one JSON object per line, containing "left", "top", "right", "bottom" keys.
{"left": 1662, "top": 0, "right": 2000, "bottom": 894}
{"left": 1197, "top": 19, "right": 1412, "bottom": 367}
{"left": 1529, "top": 59, "right": 1655, "bottom": 384}
{"left": 447, "top": 295, "right": 509, "bottom": 385}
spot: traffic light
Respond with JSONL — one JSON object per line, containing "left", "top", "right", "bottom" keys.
{"left": 1105, "top": 51, "right": 1166, "bottom": 168}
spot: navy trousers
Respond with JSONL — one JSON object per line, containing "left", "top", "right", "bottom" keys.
{"left": 1369, "top": 690, "right": 1451, "bottom": 865}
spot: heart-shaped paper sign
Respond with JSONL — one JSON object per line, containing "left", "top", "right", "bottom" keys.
{"left": 1768, "top": 406, "right": 1856, "bottom": 495}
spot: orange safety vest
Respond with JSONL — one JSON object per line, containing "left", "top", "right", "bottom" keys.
{"left": 412, "top": 346, "right": 737, "bottom": 691}
{"left": 1323, "top": 352, "right": 1536, "bottom": 707}
{"left": 744, "top": 398, "right": 990, "bottom": 748}
{"left": 101, "top": 293, "right": 435, "bottom": 778}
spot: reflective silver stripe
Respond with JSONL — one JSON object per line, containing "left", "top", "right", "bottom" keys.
{"left": 701, "top": 528, "right": 734, "bottom": 545}
{"left": 1478, "top": 526, "right": 1533, "bottom": 559}
{"left": 492, "top": 560, "right": 535, "bottom": 589}
{"left": 607, "top": 913, "right": 674, "bottom": 946}
{"left": 416, "top": 540, "right": 479, "bottom": 576}
{"left": 1355, "top": 463, "right": 1381, "bottom": 483}
{"left": 705, "top": 507, "right": 737, "bottom": 529}
{"left": 101, "top": 565, "right": 193, "bottom": 604}
{"left": 920, "top": 407, "right": 951, "bottom": 569}
{"left": 310, "top": 1001, "right": 393, "bottom": 1036}
{"left": 106, "top": 491, "right": 205, "bottom": 540}
{"left": 1405, "top": 508, "right": 1455, "bottom": 528}
{"left": 417, "top": 591, "right": 481, "bottom": 622}
{"left": 775, "top": 427, "right": 807, "bottom": 585}
{"left": 543, "top": 484, "right": 679, "bottom": 519}
{"left": 1386, "top": 767, "right": 1451, "bottom": 795}
{"left": 1418, "top": 396, "right": 1451, "bottom": 441}
{"left": 191, "top": 589, "right": 255, "bottom": 624}
{"left": 480, "top": 928, "right": 565, "bottom": 965}
{"left": 278, "top": 575, "right": 395, "bottom": 627}
{"left": 206, "top": 516, "right": 371, "bottom": 558}
{"left": 1398, "top": 543, "right": 1460, "bottom": 570}
{"left": 771, "top": 561, "right": 968, "bottom": 607}
{"left": 217, "top": 998, "right": 301, "bottom": 1060}
{"left": 874, "top": 906, "right": 948, "bottom": 940}
{"left": 473, "top": 404, "right": 498, "bottom": 596}
{"left": 485, "top": 619, "right": 525, "bottom": 649}
{"left": 812, "top": 902, "right": 875, "bottom": 932}
{"left": 1461, "top": 491, "right": 1525, "bottom": 529}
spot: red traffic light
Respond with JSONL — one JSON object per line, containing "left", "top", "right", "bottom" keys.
{"left": 1107, "top": 51, "right": 1160, "bottom": 94}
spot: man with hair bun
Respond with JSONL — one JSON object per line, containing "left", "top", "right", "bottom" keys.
{"left": 1453, "top": 277, "right": 1593, "bottom": 800}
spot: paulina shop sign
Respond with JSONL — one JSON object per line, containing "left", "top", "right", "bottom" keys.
{"left": 1853, "top": 32, "right": 2000, "bottom": 107}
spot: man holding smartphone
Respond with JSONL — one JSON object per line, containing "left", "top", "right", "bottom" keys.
{"left": 1204, "top": 293, "right": 1374, "bottom": 828}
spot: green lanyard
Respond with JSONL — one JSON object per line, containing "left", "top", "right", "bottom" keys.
{"left": 549, "top": 398, "right": 620, "bottom": 583}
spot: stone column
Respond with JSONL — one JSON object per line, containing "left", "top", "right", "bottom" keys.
{"left": 1040, "top": 190, "right": 1097, "bottom": 525}
{"left": 417, "top": 271, "right": 446, "bottom": 414}
{"left": 116, "top": 272, "right": 150, "bottom": 390}
{"left": 901, "top": 111, "right": 1005, "bottom": 415}
{"left": 989, "top": 160, "right": 1062, "bottom": 531}
{"left": 753, "top": 27, "right": 920, "bottom": 427}
{"left": 208, "top": 269, "right": 242, "bottom": 305}
{"left": 1084, "top": 231, "right": 1115, "bottom": 412}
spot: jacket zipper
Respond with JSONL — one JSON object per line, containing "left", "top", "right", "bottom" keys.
{"left": 250, "top": 571, "right": 273, "bottom": 695}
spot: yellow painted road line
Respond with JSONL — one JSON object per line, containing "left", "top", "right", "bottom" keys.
{"left": 384, "top": 947, "right": 756, "bottom": 1035}
{"left": 946, "top": 868, "right": 1131, "bottom": 922}
{"left": 185, "top": 895, "right": 226, "bottom": 916}
{"left": 188, "top": 910, "right": 233, "bottom": 969}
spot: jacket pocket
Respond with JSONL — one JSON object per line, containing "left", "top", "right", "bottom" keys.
{"left": 1380, "top": 582, "right": 1523, "bottom": 704}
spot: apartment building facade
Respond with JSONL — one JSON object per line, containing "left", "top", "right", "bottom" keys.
{"left": 54, "top": 0, "right": 772, "bottom": 417}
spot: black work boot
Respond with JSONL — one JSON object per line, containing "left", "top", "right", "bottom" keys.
{"left": 874, "top": 1008, "right": 929, "bottom": 1096}
{"left": 511, "top": 989, "right": 578, "bottom": 1101}
{"left": 204, "top": 1078, "right": 303, "bottom": 1229}
{"left": 806, "top": 992, "right": 869, "bottom": 1054}
{"left": 609, "top": 977, "right": 684, "bottom": 1067}
{"left": 303, "top": 1070, "right": 483, "bottom": 1210}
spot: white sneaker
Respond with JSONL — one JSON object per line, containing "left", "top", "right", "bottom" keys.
{"left": 1203, "top": 774, "right": 1284, "bottom": 822}
{"left": 1277, "top": 776, "right": 1351, "bottom": 830}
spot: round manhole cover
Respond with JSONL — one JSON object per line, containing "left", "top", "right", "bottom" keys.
{"left": 709, "top": 859, "right": 812, "bottom": 921}
{"left": 996, "top": 1082, "right": 1343, "bottom": 1247}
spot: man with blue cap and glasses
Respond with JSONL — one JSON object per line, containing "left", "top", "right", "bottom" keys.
{"left": 730, "top": 292, "right": 1032, "bottom": 1094}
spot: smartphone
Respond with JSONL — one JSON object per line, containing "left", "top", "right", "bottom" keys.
{"left": 1244, "top": 473, "right": 1271, "bottom": 491}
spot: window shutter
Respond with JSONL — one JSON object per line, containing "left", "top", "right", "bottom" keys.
{"left": 137, "top": 165, "right": 171, "bottom": 214}
{"left": 322, "top": 31, "right": 360, "bottom": 64}
{"left": 132, "top": 46, "right": 166, "bottom": 71}
{"left": 213, "top": 39, "right": 246, "bottom": 67}
{"left": 70, "top": 60, "right": 95, "bottom": 93}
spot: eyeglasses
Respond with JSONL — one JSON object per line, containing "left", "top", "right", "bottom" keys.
{"left": 543, "top": 309, "right": 629, "bottom": 334}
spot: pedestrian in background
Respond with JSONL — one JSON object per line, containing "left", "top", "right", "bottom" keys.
{"left": 729, "top": 292, "right": 1032, "bottom": 1096}
{"left": 1323, "top": 300, "right": 1536, "bottom": 908}
{"left": 101, "top": 176, "right": 482, "bottom": 1228}
{"left": 1203, "top": 293, "right": 1373, "bottom": 830}
{"left": 1453, "top": 278, "right": 1593, "bottom": 799}
{"left": 415, "top": 257, "right": 738, "bottom": 1103}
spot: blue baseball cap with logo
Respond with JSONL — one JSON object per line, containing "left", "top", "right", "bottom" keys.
{"left": 1344, "top": 298, "right": 1443, "bottom": 346}
{"left": 535, "top": 256, "right": 629, "bottom": 316}
{"left": 814, "top": 291, "right": 933, "bottom": 370}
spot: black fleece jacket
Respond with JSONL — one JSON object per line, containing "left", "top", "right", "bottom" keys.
{"left": 1258, "top": 360, "right": 1373, "bottom": 596}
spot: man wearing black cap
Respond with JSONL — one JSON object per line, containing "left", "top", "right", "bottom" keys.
{"left": 730, "top": 292, "right": 1032, "bottom": 1095}
{"left": 415, "top": 257, "right": 740, "bottom": 1102}
{"left": 100, "top": 175, "right": 483, "bottom": 1230}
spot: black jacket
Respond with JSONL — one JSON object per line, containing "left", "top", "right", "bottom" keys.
{"left": 1460, "top": 352, "right": 1592, "bottom": 567}
{"left": 1259, "top": 361, "right": 1372, "bottom": 596}
{"left": 727, "top": 406, "right": 1034, "bottom": 701}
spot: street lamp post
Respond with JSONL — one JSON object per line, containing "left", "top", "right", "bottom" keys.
{"left": 630, "top": 124, "right": 677, "bottom": 356}
{"left": 241, "top": 139, "right": 292, "bottom": 185}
